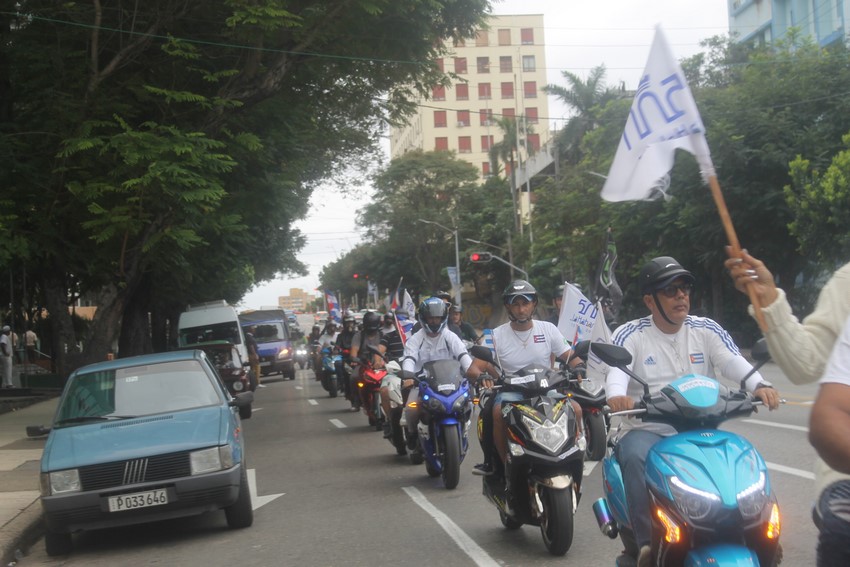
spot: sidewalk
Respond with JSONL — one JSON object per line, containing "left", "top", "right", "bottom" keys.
{"left": 0, "top": 393, "right": 59, "bottom": 564}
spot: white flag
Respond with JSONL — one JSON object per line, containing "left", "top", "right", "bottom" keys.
{"left": 586, "top": 301, "right": 613, "bottom": 385}
{"left": 557, "top": 283, "right": 598, "bottom": 345}
{"left": 401, "top": 290, "right": 416, "bottom": 319}
{"left": 601, "top": 25, "right": 715, "bottom": 202}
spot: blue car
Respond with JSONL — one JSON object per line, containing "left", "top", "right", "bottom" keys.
{"left": 28, "top": 350, "right": 255, "bottom": 556}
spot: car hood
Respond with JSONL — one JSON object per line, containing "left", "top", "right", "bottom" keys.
{"left": 42, "top": 406, "right": 229, "bottom": 472}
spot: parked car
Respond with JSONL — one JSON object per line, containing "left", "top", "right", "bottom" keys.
{"left": 27, "top": 350, "right": 254, "bottom": 556}
{"left": 177, "top": 341, "right": 253, "bottom": 419}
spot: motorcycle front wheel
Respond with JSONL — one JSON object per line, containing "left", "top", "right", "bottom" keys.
{"left": 539, "top": 486, "right": 575, "bottom": 556}
{"left": 440, "top": 424, "right": 461, "bottom": 489}
{"left": 584, "top": 411, "right": 607, "bottom": 461}
{"left": 328, "top": 376, "right": 338, "bottom": 398}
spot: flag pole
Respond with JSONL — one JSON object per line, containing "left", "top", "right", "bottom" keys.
{"left": 707, "top": 175, "right": 767, "bottom": 332}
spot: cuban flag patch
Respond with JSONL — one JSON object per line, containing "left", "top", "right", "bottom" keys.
{"left": 689, "top": 352, "right": 705, "bottom": 364}
{"left": 533, "top": 334, "right": 546, "bottom": 343}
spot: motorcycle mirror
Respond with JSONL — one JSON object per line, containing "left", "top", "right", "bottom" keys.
{"left": 739, "top": 338, "right": 772, "bottom": 391}
{"left": 589, "top": 343, "right": 652, "bottom": 399}
{"left": 470, "top": 345, "right": 494, "bottom": 363}
{"left": 571, "top": 340, "right": 591, "bottom": 360}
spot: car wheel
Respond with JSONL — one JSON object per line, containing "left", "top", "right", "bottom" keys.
{"left": 239, "top": 403, "right": 253, "bottom": 420}
{"left": 225, "top": 465, "right": 254, "bottom": 529}
{"left": 45, "top": 530, "right": 72, "bottom": 556}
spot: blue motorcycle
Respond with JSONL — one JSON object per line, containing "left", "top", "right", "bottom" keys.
{"left": 590, "top": 341, "right": 782, "bottom": 566}
{"left": 320, "top": 345, "right": 343, "bottom": 398}
{"left": 404, "top": 359, "right": 472, "bottom": 490}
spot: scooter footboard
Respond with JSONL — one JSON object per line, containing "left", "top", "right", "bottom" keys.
{"left": 683, "top": 543, "right": 759, "bottom": 567}
{"left": 601, "top": 457, "right": 631, "bottom": 529}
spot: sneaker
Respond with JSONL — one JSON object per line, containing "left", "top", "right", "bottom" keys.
{"left": 257, "top": 384, "right": 267, "bottom": 388}
{"left": 382, "top": 423, "right": 392, "bottom": 439}
{"left": 637, "top": 545, "right": 652, "bottom": 567}
{"left": 472, "top": 463, "right": 495, "bottom": 476}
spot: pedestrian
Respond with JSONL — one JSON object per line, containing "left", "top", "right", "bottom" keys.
{"left": 609, "top": 256, "right": 780, "bottom": 567}
{"left": 245, "top": 326, "right": 263, "bottom": 388}
{"left": 25, "top": 327, "right": 38, "bottom": 363}
{"left": 726, "top": 249, "right": 850, "bottom": 565}
{"left": 0, "top": 326, "right": 13, "bottom": 388}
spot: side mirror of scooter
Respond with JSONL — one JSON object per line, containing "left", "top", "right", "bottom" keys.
{"left": 470, "top": 345, "right": 494, "bottom": 364}
{"left": 739, "top": 338, "right": 772, "bottom": 392}
{"left": 570, "top": 340, "right": 591, "bottom": 361}
{"left": 589, "top": 343, "right": 652, "bottom": 401}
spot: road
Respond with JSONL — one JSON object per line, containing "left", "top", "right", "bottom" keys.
{"left": 20, "top": 317, "right": 820, "bottom": 565}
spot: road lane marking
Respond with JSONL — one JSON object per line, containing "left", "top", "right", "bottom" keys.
{"left": 308, "top": 399, "right": 318, "bottom": 405}
{"left": 330, "top": 419, "right": 347, "bottom": 428}
{"left": 584, "top": 460, "right": 599, "bottom": 476}
{"left": 248, "top": 468, "right": 285, "bottom": 510}
{"left": 295, "top": 386, "right": 303, "bottom": 390}
{"left": 403, "top": 486, "right": 500, "bottom": 567}
{"left": 766, "top": 462, "right": 814, "bottom": 480}
{"left": 741, "top": 419, "right": 808, "bottom": 433}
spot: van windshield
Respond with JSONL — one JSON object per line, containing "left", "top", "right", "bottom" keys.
{"left": 253, "top": 322, "right": 288, "bottom": 343}
{"left": 179, "top": 322, "right": 242, "bottom": 346}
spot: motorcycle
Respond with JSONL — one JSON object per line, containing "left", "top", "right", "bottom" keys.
{"left": 401, "top": 359, "right": 472, "bottom": 490}
{"left": 383, "top": 359, "right": 408, "bottom": 456}
{"left": 471, "top": 345, "right": 586, "bottom": 556}
{"left": 319, "top": 345, "right": 342, "bottom": 398}
{"left": 294, "top": 343, "right": 309, "bottom": 370}
{"left": 591, "top": 340, "right": 783, "bottom": 567}
{"left": 562, "top": 340, "right": 609, "bottom": 461}
{"left": 357, "top": 345, "right": 387, "bottom": 430}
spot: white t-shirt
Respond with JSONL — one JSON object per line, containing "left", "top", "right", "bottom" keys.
{"left": 318, "top": 332, "right": 338, "bottom": 349}
{"left": 815, "top": 314, "right": 850, "bottom": 495}
{"left": 491, "top": 320, "right": 570, "bottom": 374}
{"left": 402, "top": 328, "right": 472, "bottom": 374}
{"left": 0, "top": 334, "right": 10, "bottom": 357}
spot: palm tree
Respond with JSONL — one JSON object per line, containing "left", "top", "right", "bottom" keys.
{"left": 543, "top": 64, "right": 621, "bottom": 165}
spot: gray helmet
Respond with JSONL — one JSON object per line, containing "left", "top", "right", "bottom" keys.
{"left": 639, "top": 256, "right": 694, "bottom": 295}
{"left": 503, "top": 280, "right": 538, "bottom": 305}
{"left": 418, "top": 297, "right": 449, "bottom": 334}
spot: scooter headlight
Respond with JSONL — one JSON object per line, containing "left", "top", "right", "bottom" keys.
{"left": 521, "top": 412, "right": 568, "bottom": 453}
{"left": 737, "top": 471, "right": 768, "bottom": 519}
{"left": 669, "top": 475, "right": 720, "bottom": 521}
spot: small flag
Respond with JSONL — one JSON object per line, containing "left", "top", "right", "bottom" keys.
{"left": 558, "top": 283, "right": 597, "bottom": 345}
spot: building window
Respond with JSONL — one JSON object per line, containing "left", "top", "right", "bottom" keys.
{"left": 434, "top": 111, "right": 447, "bottom": 128}
{"left": 432, "top": 85, "right": 446, "bottom": 101}
{"left": 501, "top": 82, "right": 514, "bottom": 99}
{"left": 522, "top": 55, "right": 536, "bottom": 72}
{"left": 500, "top": 56, "right": 512, "bottom": 73}
{"left": 436, "top": 58, "right": 444, "bottom": 72}
{"left": 478, "top": 83, "right": 491, "bottom": 99}
{"left": 527, "top": 133, "right": 540, "bottom": 152}
{"left": 479, "top": 109, "right": 493, "bottom": 126}
{"left": 525, "top": 107, "right": 538, "bottom": 123}
{"left": 482, "top": 162, "right": 491, "bottom": 176}
{"left": 498, "top": 29, "right": 511, "bottom": 46}
{"left": 521, "top": 28, "right": 534, "bottom": 45}
{"left": 456, "top": 110, "right": 470, "bottom": 127}
{"left": 458, "top": 136, "right": 472, "bottom": 153}
{"left": 455, "top": 83, "right": 469, "bottom": 101}
{"left": 454, "top": 57, "right": 467, "bottom": 74}
{"left": 435, "top": 137, "right": 449, "bottom": 151}
{"left": 475, "top": 30, "right": 489, "bottom": 46}
{"left": 524, "top": 81, "right": 537, "bottom": 98}
{"left": 481, "top": 134, "right": 494, "bottom": 151}
{"left": 477, "top": 57, "right": 490, "bottom": 73}
{"left": 502, "top": 108, "right": 515, "bottom": 119}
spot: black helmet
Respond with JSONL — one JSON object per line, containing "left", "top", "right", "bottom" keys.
{"left": 449, "top": 304, "right": 462, "bottom": 313}
{"left": 435, "top": 290, "right": 452, "bottom": 301}
{"left": 639, "top": 256, "right": 694, "bottom": 295}
{"left": 418, "top": 297, "right": 449, "bottom": 335}
{"left": 312, "top": 325, "right": 320, "bottom": 333}
{"left": 383, "top": 313, "right": 394, "bottom": 322}
{"left": 363, "top": 311, "right": 382, "bottom": 331}
{"left": 342, "top": 313, "right": 355, "bottom": 325}
{"left": 503, "top": 280, "right": 538, "bottom": 305}
{"left": 554, "top": 284, "right": 565, "bottom": 300}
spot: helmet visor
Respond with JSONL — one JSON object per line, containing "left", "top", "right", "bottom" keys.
{"left": 506, "top": 293, "right": 536, "bottom": 305}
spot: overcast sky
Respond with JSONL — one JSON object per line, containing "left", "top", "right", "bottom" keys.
{"left": 238, "top": 0, "right": 731, "bottom": 310}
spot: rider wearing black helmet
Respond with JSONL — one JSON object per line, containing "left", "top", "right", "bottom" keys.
{"left": 471, "top": 280, "right": 581, "bottom": 477}
{"left": 336, "top": 313, "right": 360, "bottom": 410}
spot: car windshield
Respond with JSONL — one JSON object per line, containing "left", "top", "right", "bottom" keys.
{"left": 55, "top": 360, "right": 223, "bottom": 427}
{"left": 254, "top": 322, "right": 287, "bottom": 343}
{"left": 179, "top": 322, "right": 242, "bottom": 346}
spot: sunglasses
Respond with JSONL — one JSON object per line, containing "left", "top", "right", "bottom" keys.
{"left": 658, "top": 282, "right": 694, "bottom": 298}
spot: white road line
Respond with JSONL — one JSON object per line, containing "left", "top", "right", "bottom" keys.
{"left": 295, "top": 386, "right": 303, "bottom": 390}
{"left": 329, "top": 419, "right": 347, "bottom": 428}
{"left": 584, "top": 460, "right": 599, "bottom": 476}
{"left": 308, "top": 399, "right": 318, "bottom": 406}
{"left": 403, "top": 486, "right": 500, "bottom": 567}
{"left": 741, "top": 419, "right": 809, "bottom": 433}
{"left": 766, "top": 461, "right": 815, "bottom": 480}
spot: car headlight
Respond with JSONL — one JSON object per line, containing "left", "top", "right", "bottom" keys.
{"left": 737, "top": 472, "right": 768, "bottom": 519}
{"left": 521, "top": 412, "right": 568, "bottom": 453}
{"left": 669, "top": 475, "right": 720, "bottom": 521}
{"left": 46, "top": 469, "right": 81, "bottom": 495}
{"left": 190, "top": 446, "right": 234, "bottom": 475}
{"left": 277, "top": 348, "right": 291, "bottom": 359}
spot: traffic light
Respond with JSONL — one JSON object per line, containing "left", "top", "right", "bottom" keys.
{"left": 353, "top": 273, "right": 359, "bottom": 279}
{"left": 470, "top": 251, "right": 493, "bottom": 263}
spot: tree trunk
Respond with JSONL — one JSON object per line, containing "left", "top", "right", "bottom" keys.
{"left": 42, "top": 275, "right": 80, "bottom": 382}
{"left": 119, "top": 281, "right": 153, "bottom": 357}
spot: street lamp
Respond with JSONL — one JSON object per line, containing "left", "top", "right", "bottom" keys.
{"left": 417, "top": 219, "right": 461, "bottom": 308}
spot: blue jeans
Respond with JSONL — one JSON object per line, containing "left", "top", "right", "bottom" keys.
{"left": 615, "top": 429, "right": 663, "bottom": 548}
{"left": 816, "top": 480, "right": 850, "bottom": 566}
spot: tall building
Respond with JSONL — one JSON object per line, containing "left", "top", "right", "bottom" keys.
{"left": 278, "top": 288, "right": 317, "bottom": 312}
{"left": 390, "top": 14, "right": 551, "bottom": 181}
{"left": 729, "top": 0, "right": 847, "bottom": 47}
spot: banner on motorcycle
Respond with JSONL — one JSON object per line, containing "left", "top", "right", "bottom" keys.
{"left": 558, "top": 283, "right": 598, "bottom": 346}
{"left": 586, "top": 301, "right": 613, "bottom": 384}
{"left": 325, "top": 290, "right": 342, "bottom": 323}
{"left": 601, "top": 25, "right": 714, "bottom": 202}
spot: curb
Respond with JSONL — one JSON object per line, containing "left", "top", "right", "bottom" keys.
{"left": 0, "top": 499, "right": 42, "bottom": 565}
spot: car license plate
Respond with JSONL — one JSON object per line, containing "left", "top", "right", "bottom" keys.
{"left": 259, "top": 361, "right": 271, "bottom": 367}
{"left": 108, "top": 489, "right": 168, "bottom": 512}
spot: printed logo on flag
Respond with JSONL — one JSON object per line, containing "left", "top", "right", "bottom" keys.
{"left": 533, "top": 334, "right": 546, "bottom": 344}
{"left": 689, "top": 353, "right": 705, "bottom": 364}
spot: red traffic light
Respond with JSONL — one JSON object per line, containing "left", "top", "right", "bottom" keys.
{"left": 353, "top": 273, "right": 359, "bottom": 279}
{"left": 470, "top": 251, "right": 492, "bottom": 263}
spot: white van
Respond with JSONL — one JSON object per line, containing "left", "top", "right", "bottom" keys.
{"left": 177, "top": 300, "right": 249, "bottom": 367}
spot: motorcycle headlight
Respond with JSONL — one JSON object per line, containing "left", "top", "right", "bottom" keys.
{"left": 669, "top": 475, "right": 720, "bottom": 521}
{"left": 422, "top": 394, "right": 444, "bottom": 412}
{"left": 232, "top": 380, "right": 244, "bottom": 391}
{"left": 521, "top": 412, "right": 568, "bottom": 453}
{"left": 737, "top": 472, "right": 768, "bottom": 519}
{"left": 47, "top": 469, "right": 81, "bottom": 495}
{"left": 451, "top": 392, "right": 470, "bottom": 414}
